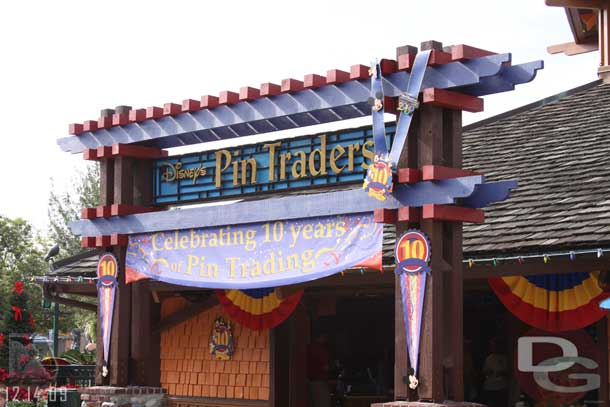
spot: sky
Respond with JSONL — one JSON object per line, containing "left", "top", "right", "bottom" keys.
{"left": 0, "top": 0, "right": 600, "bottom": 230}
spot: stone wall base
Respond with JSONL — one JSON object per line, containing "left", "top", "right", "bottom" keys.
{"left": 372, "top": 402, "right": 485, "bottom": 407}
{"left": 80, "top": 386, "right": 166, "bottom": 407}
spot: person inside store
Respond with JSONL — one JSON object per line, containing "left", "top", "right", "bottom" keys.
{"left": 482, "top": 336, "right": 509, "bottom": 407}
{"left": 307, "top": 332, "right": 331, "bottom": 407}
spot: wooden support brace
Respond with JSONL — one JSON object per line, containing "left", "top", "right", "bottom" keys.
{"left": 350, "top": 64, "right": 370, "bottom": 80}
{"left": 96, "top": 146, "right": 113, "bottom": 159}
{"left": 129, "top": 109, "right": 146, "bottom": 123}
{"left": 81, "top": 208, "right": 97, "bottom": 219}
{"left": 110, "top": 204, "right": 163, "bottom": 216}
{"left": 181, "top": 99, "right": 201, "bottom": 112}
{"left": 450, "top": 44, "right": 496, "bottom": 61}
{"left": 83, "top": 120, "right": 98, "bottom": 132}
{"left": 95, "top": 235, "right": 112, "bottom": 247}
{"left": 281, "top": 78, "right": 304, "bottom": 93}
{"left": 397, "top": 168, "right": 421, "bottom": 183}
{"left": 110, "top": 234, "right": 128, "bottom": 246}
{"left": 304, "top": 74, "right": 326, "bottom": 89}
{"left": 397, "top": 207, "right": 421, "bottom": 222}
{"left": 200, "top": 95, "right": 219, "bottom": 109}
{"left": 423, "top": 204, "right": 484, "bottom": 223}
{"left": 145, "top": 106, "right": 163, "bottom": 120}
{"left": 81, "top": 236, "right": 96, "bottom": 248}
{"left": 326, "top": 69, "right": 350, "bottom": 84}
{"left": 69, "top": 123, "right": 84, "bottom": 135}
{"left": 112, "top": 113, "right": 128, "bottom": 126}
{"left": 163, "top": 103, "right": 181, "bottom": 115}
{"left": 422, "top": 88, "right": 484, "bottom": 113}
{"left": 429, "top": 50, "right": 453, "bottom": 66}
{"left": 111, "top": 144, "right": 168, "bottom": 159}
{"left": 96, "top": 205, "right": 112, "bottom": 218}
{"left": 219, "top": 91, "right": 239, "bottom": 105}
{"left": 260, "top": 83, "right": 281, "bottom": 97}
{"left": 422, "top": 165, "right": 479, "bottom": 181}
{"left": 374, "top": 209, "right": 397, "bottom": 224}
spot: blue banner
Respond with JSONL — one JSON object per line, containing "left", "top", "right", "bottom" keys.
{"left": 126, "top": 213, "right": 383, "bottom": 289}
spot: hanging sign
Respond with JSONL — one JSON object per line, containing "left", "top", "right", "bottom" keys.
{"left": 395, "top": 229, "right": 431, "bottom": 390}
{"left": 209, "top": 317, "right": 234, "bottom": 360}
{"left": 126, "top": 213, "right": 383, "bottom": 289}
{"left": 154, "top": 127, "right": 394, "bottom": 205}
{"left": 97, "top": 252, "right": 119, "bottom": 377}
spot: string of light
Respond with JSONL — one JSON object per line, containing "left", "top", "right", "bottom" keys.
{"left": 29, "top": 276, "right": 98, "bottom": 284}
{"left": 465, "top": 247, "right": 608, "bottom": 268}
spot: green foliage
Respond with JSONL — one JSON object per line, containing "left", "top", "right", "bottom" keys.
{"left": 59, "top": 349, "right": 95, "bottom": 365}
{"left": 6, "top": 400, "right": 45, "bottom": 407}
{"left": 47, "top": 162, "right": 99, "bottom": 259}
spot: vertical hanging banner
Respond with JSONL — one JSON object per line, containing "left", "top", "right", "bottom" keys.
{"left": 97, "top": 253, "right": 119, "bottom": 377}
{"left": 395, "top": 230, "right": 431, "bottom": 390}
{"left": 126, "top": 213, "right": 383, "bottom": 289}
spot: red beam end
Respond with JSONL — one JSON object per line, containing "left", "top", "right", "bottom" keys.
{"left": 326, "top": 69, "right": 350, "bottom": 85}
{"left": 163, "top": 103, "right": 181, "bottom": 115}
{"left": 397, "top": 168, "right": 421, "bottom": 184}
{"left": 146, "top": 106, "right": 163, "bottom": 120}
{"left": 429, "top": 50, "right": 453, "bottom": 66}
{"left": 111, "top": 144, "right": 168, "bottom": 159}
{"left": 350, "top": 64, "right": 370, "bottom": 80}
{"left": 81, "top": 208, "right": 97, "bottom": 219}
{"left": 304, "top": 74, "right": 326, "bottom": 89}
{"left": 96, "top": 205, "right": 111, "bottom": 218}
{"left": 219, "top": 91, "right": 239, "bottom": 105}
{"left": 451, "top": 44, "right": 496, "bottom": 61}
{"left": 182, "top": 99, "right": 201, "bottom": 112}
{"left": 96, "top": 146, "right": 112, "bottom": 159}
{"left": 95, "top": 235, "right": 111, "bottom": 247}
{"left": 260, "top": 83, "right": 281, "bottom": 97}
{"left": 398, "top": 53, "right": 416, "bottom": 71}
{"left": 422, "top": 165, "right": 479, "bottom": 181}
{"left": 83, "top": 149, "right": 99, "bottom": 161}
{"left": 281, "top": 78, "right": 304, "bottom": 93}
{"left": 380, "top": 59, "right": 398, "bottom": 75}
{"left": 397, "top": 207, "right": 421, "bottom": 223}
{"left": 423, "top": 204, "right": 484, "bottom": 223}
{"left": 111, "top": 234, "right": 128, "bottom": 246}
{"left": 83, "top": 120, "right": 98, "bottom": 132}
{"left": 81, "top": 237, "right": 96, "bottom": 248}
{"left": 200, "top": 95, "right": 219, "bottom": 109}
{"left": 422, "top": 88, "right": 484, "bottom": 113}
{"left": 373, "top": 209, "right": 397, "bottom": 224}
{"left": 239, "top": 86, "right": 260, "bottom": 101}
{"left": 129, "top": 108, "right": 146, "bottom": 123}
{"left": 112, "top": 113, "right": 128, "bottom": 126}
{"left": 69, "top": 123, "right": 84, "bottom": 135}
{"left": 97, "top": 116, "right": 112, "bottom": 129}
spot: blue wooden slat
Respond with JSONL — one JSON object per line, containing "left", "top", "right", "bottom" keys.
{"left": 459, "top": 180, "right": 518, "bottom": 208}
{"left": 70, "top": 176, "right": 492, "bottom": 236}
{"left": 58, "top": 55, "right": 542, "bottom": 154}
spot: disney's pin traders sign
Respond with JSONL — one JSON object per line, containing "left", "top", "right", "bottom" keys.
{"left": 97, "top": 253, "right": 119, "bottom": 377}
{"left": 395, "top": 230, "right": 431, "bottom": 389}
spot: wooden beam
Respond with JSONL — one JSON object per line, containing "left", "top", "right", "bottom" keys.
{"left": 374, "top": 209, "right": 397, "bottom": 224}
{"left": 545, "top": 0, "right": 604, "bottom": 9}
{"left": 423, "top": 204, "right": 484, "bottom": 223}
{"left": 422, "top": 88, "right": 484, "bottom": 113}
{"left": 421, "top": 165, "right": 479, "bottom": 181}
{"left": 153, "top": 294, "right": 218, "bottom": 334}
{"left": 547, "top": 41, "right": 598, "bottom": 56}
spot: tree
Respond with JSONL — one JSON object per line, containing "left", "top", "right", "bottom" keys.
{"left": 47, "top": 162, "right": 99, "bottom": 259}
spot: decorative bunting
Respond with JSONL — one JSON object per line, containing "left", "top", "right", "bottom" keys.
{"left": 97, "top": 252, "right": 119, "bottom": 377}
{"left": 489, "top": 271, "right": 610, "bottom": 332}
{"left": 216, "top": 287, "right": 303, "bottom": 330}
{"left": 394, "top": 229, "right": 431, "bottom": 389}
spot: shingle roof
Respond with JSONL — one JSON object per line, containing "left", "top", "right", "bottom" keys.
{"left": 462, "top": 80, "right": 610, "bottom": 255}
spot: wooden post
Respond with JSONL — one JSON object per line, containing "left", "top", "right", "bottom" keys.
{"left": 393, "top": 41, "right": 465, "bottom": 402}
{"left": 599, "top": 316, "right": 609, "bottom": 404}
